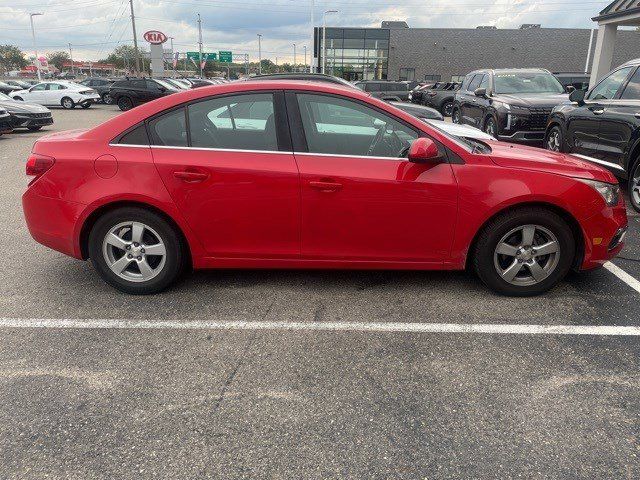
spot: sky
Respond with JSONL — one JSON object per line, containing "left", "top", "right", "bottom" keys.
{"left": 0, "top": 0, "right": 614, "bottom": 64}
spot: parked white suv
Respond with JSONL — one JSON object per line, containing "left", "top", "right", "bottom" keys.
{"left": 9, "top": 81, "right": 101, "bottom": 109}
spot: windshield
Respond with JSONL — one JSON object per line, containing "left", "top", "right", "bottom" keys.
{"left": 154, "top": 79, "right": 179, "bottom": 91}
{"left": 494, "top": 72, "right": 564, "bottom": 94}
{"left": 425, "top": 120, "right": 491, "bottom": 154}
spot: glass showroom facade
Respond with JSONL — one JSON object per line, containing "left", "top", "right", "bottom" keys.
{"left": 313, "top": 27, "right": 389, "bottom": 81}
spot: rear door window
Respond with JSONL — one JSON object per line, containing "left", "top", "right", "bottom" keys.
{"left": 148, "top": 108, "right": 188, "bottom": 147}
{"left": 620, "top": 67, "right": 640, "bottom": 100}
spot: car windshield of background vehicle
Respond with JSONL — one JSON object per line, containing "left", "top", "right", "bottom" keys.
{"left": 589, "top": 66, "right": 634, "bottom": 100}
{"left": 493, "top": 72, "right": 564, "bottom": 94}
{"left": 154, "top": 79, "right": 179, "bottom": 91}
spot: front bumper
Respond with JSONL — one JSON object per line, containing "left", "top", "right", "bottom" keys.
{"left": 579, "top": 201, "right": 628, "bottom": 270}
{"left": 9, "top": 113, "right": 53, "bottom": 128}
{"left": 497, "top": 130, "right": 545, "bottom": 145}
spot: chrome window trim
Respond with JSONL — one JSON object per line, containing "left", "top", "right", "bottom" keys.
{"left": 109, "top": 143, "right": 407, "bottom": 161}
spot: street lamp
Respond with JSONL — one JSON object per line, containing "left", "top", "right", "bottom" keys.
{"left": 29, "top": 12, "right": 43, "bottom": 81}
{"left": 257, "top": 34, "right": 262, "bottom": 75}
{"left": 322, "top": 10, "right": 337, "bottom": 75}
{"left": 293, "top": 43, "right": 296, "bottom": 72}
{"left": 304, "top": 45, "right": 307, "bottom": 73}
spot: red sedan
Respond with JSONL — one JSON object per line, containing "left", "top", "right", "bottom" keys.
{"left": 22, "top": 80, "right": 628, "bottom": 296}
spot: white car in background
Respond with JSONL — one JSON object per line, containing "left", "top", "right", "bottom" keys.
{"left": 9, "top": 81, "right": 101, "bottom": 109}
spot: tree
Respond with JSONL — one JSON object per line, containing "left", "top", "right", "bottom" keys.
{"left": 0, "top": 44, "right": 27, "bottom": 74}
{"left": 46, "top": 51, "right": 70, "bottom": 71}
{"left": 100, "top": 45, "right": 150, "bottom": 74}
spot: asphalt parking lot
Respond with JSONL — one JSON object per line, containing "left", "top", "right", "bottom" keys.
{"left": 1, "top": 105, "right": 639, "bottom": 479}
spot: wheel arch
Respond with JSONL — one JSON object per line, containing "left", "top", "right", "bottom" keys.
{"left": 465, "top": 201, "right": 584, "bottom": 271}
{"left": 78, "top": 200, "right": 193, "bottom": 267}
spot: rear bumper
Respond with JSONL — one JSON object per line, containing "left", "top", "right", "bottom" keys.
{"left": 579, "top": 202, "right": 628, "bottom": 270}
{"left": 22, "top": 189, "right": 84, "bottom": 259}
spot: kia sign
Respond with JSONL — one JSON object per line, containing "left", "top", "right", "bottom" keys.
{"left": 143, "top": 30, "right": 167, "bottom": 45}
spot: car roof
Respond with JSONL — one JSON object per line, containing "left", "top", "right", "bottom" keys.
{"left": 619, "top": 58, "right": 640, "bottom": 67}
{"left": 469, "top": 68, "right": 552, "bottom": 75}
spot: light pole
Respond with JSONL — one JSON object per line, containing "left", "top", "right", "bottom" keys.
{"left": 169, "top": 37, "right": 175, "bottom": 77}
{"left": 322, "top": 10, "right": 337, "bottom": 75}
{"left": 293, "top": 43, "right": 296, "bottom": 72}
{"left": 257, "top": 34, "right": 262, "bottom": 75}
{"left": 29, "top": 13, "right": 43, "bottom": 81}
{"left": 68, "top": 43, "right": 73, "bottom": 76}
{"left": 197, "top": 13, "right": 203, "bottom": 79}
{"left": 304, "top": 45, "right": 307, "bottom": 73}
{"left": 310, "top": 0, "right": 315, "bottom": 73}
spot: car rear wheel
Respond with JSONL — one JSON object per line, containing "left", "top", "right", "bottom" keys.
{"left": 117, "top": 96, "right": 133, "bottom": 111}
{"left": 545, "top": 125, "right": 563, "bottom": 152}
{"left": 88, "top": 207, "right": 185, "bottom": 294}
{"left": 451, "top": 108, "right": 461, "bottom": 124}
{"left": 61, "top": 97, "right": 75, "bottom": 109}
{"left": 81, "top": 103, "right": 91, "bottom": 109}
{"left": 472, "top": 207, "right": 575, "bottom": 296}
{"left": 628, "top": 160, "right": 640, "bottom": 213}
{"left": 441, "top": 101, "right": 454, "bottom": 117}
{"left": 102, "top": 93, "right": 113, "bottom": 105}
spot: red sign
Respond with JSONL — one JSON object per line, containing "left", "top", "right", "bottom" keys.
{"left": 143, "top": 30, "right": 167, "bottom": 45}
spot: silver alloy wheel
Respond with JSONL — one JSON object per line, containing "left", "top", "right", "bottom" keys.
{"left": 452, "top": 110, "right": 460, "bottom": 124}
{"left": 443, "top": 102, "right": 453, "bottom": 117}
{"left": 62, "top": 97, "right": 74, "bottom": 109}
{"left": 546, "top": 129, "right": 561, "bottom": 151}
{"left": 632, "top": 164, "right": 640, "bottom": 208}
{"left": 102, "top": 221, "right": 167, "bottom": 283}
{"left": 484, "top": 118, "right": 497, "bottom": 138}
{"left": 493, "top": 224, "right": 561, "bottom": 286}
{"left": 103, "top": 93, "right": 113, "bottom": 104}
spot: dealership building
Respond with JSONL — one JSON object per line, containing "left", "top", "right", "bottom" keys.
{"left": 312, "top": 23, "right": 640, "bottom": 82}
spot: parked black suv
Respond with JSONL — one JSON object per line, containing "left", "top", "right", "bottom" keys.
{"left": 354, "top": 81, "right": 411, "bottom": 101}
{"left": 545, "top": 58, "right": 640, "bottom": 211}
{"left": 452, "top": 68, "right": 570, "bottom": 144}
{"left": 109, "top": 78, "right": 179, "bottom": 111}
{"left": 421, "top": 82, "right": 460, "bottom": 116}
{"left": 79, "top": 77, "right": 116, "bottom": 104}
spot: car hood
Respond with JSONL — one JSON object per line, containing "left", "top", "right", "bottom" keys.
{"left": 427, "top": 120, "right": 494, "bottom": 140}
{"left": 487, "top": 141, "right": 617, "bottom": 183}
{"left": 0, "top": 99, "right": 49, "bottom": 113}
{"left": 493, "top": 93, "right": 569, "bottom": 108}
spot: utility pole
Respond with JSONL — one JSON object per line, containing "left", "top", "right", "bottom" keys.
{"left": 310, "top": 0, "right": 314, "bottom": 74}
{"left": 68, "top": 43, "right": 73, "bottom": 76}
{"left": 29, "top": 13, "right": 43, "bottom": 81}
{"left": 257, "top": 34, "right": 262, "bottom": 75}
{"left": 128, "top": 0, "right": 140, "bottom": 75}
{"left": 304, "top": 45, "right": 307, "bottom": 73}
{"left": 293, "top": 43, "right": 296, "bottom": 72}
{"left": 322, "top": 10, "right": 337, "bottom": 75}
{"left": 197, "top": 13, "right": 203, "bottom": 79}
{"left": 169, "top": 36, "right": 175, "bottom": 77}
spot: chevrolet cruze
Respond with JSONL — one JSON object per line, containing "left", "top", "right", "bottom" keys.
{"left": 22, "top": 80, "right": 628, "bottom": 296}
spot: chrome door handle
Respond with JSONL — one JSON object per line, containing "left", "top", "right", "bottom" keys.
{"left": 591, "top": 108, "right": 605, "bottom": 115}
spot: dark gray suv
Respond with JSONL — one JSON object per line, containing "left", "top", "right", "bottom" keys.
{"left": 354, "top": 81, "right": 411, "bottom": 101}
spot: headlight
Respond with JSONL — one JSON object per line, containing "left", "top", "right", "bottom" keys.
{"left": 577, "top": 179, "right": 620, "bottom": 206}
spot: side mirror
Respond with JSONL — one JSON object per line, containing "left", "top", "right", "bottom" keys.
{"left": 566, "top": 85, "right": 576, "bottom": 93}
{"left": 474, "top": 87, "right": 487, "bottom": 98}
{"left": 569, "top": 88, "right": 586, "bottom": 105}
{"left": 408, "top": 137, "right": 441, "bottom": 163}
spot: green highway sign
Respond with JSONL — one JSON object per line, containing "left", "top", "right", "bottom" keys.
{"left": 219, "top": 51, "right": 232, "bottom": 63}
{"left": 186, "top": 52, "right": 217, "bottom": 61}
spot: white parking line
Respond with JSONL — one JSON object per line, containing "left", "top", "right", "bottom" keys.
{"left": 604, "top": 261, "right": 640, "bottom": 294}
{"left": 0, "top": 318, "right": 639, "bottom": 336}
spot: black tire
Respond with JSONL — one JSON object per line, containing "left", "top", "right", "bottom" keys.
{"left": 61, "top": 97, "right": 75, "bottom": 109}
{"left": 13, "top": 96, "right": 23, "bottom": 101}
{"left": 472, "top": 207, "right": 575, "bottom": 296}
{"left": 627, "top": 159, "right": 640, "bottom": 213}
{"left": 545, "top": 125, "right": 564, "bottom": 152}
{"left": 102, "top": 92, "right": 113, "bottom": 105}
{"left": 27, "top": 126, "right": 42, "bottom": 131}
{"left": 441, "top": 100, "right": 454, "bottom": 117}
{"left": 88, "top": 207, "right": 186, "bottom": 294}
{"left": 483, "top": 115, "right": 498, "bottom": 138}
{"left": 81, "top": 103, "right": 91, "bottom": 109}
{"left": 451, "top": 108, "right": 461, "bottom": 124}
{"left": 117, "top": 96, "right": 133, "bottom": 111}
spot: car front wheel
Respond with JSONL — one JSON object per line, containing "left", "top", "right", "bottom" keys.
{"left": 102, "top": 93, "right": 113, "bottom": 105}
{"left": 483, "top": 116, "right": 498, "bottom": 138}
{"left": 545, "top": 125, "right": 563, "bottom": 152}
{"left": 628, "top": 160, "right": 640, "bottom": 213}
{"left": 88, "top": 207, "right": 186, "bottom": 294}
{"left": 472, "top": 207, "right": 575, "bottom": 296}
{"left": 61, "top": 97, "right": 75, "bottom": 109}
{"left": 451, "top": 108, "right": 461, "bottom": 124}
{"left": 441, "top": 101, "right": 454, "bottom": 117}
{"left": 117, "top": 96, "right": 133, "bottom": 111}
